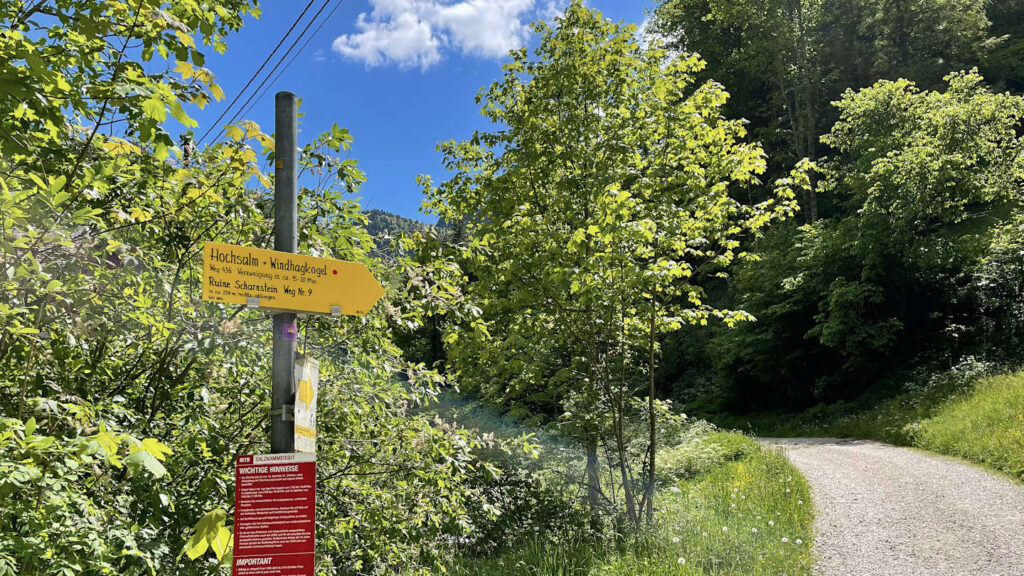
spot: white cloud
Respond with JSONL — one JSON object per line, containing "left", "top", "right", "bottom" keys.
{"left": 332, "top": 0, "right": 546, "bottom": 70}
{"left": 539, "top": 0, "right": 570, "bottom": 22}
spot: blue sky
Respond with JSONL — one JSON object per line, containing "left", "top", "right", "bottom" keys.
{"left": 185, "top": 0, "right": 654, "bottom": 222}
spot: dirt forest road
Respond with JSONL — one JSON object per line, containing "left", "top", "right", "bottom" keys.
{"left": 763, "top": 438, "right": 1024, "bottom": 576}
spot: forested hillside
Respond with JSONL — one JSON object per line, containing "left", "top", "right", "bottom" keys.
{"left": 364, "top": 209, "right": 428, "bottom": 239}
{"left": 648, "top": 0, "right": 1024, "bottom": 412}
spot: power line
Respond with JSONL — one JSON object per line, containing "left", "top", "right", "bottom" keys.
{"left": 220, "top": 0, "right": 339, "bottom": 135}
{"left": 236, "top": 0, "right": 345, "bottom": 123}
{"left": 197, "top": 0, "right": 318, "bottom": 145}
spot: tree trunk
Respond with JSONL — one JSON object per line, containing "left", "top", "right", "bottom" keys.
{"left": 645, "top": 304, "right": 656, "bottom": 523}
{"left": 585, "top": 433, "right": 603, "bottom": 530}
{"left": 615, "top": 404, "right": 639, "bottom": 523}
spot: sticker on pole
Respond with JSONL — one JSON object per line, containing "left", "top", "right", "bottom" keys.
{"left": 232, "top": 453, "right": 316, "bottom": 576}
{"left": 293, "top": 354, "right": 318, "bottom": 453}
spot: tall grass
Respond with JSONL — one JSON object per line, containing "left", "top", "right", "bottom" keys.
{"left": 911, "top": 372, "right": 1024, "bottom": 480}
{"left": 450, "top": 433, "right": 815, "bottom": 576}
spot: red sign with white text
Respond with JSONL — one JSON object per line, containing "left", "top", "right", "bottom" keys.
{"left": 232, "top": 453, "right": 316, "bottom": 576}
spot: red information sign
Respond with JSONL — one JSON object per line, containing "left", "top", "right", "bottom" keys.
{"left": 232, "top": 453, "right": 316, "bottom": 576}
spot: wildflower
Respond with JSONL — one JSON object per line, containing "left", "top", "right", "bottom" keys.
{"left": 798, "top": 500, "right": 803, "bottom": 505}
{"left": 702, "top": 532, "right": 708, "bottom": 537}
{"left": 796, "top": 539, "right": 803, "bottom": 545}
{"left": 782, "top": 537, "right": 789, "bottom": 543}
{"left": 677, "top": 558, "right": 686, "bottom": 565}
{"left": 731, "top": 503, "right": 736, "bottom": 509}
{"left": 751, "top": 528, "right": 758, "bottom": 534}
{"left": 722, "top": 527, "right": 728, "bottom": 532}
{"left": 672, "top": 537, "right": 680, "bottom": 543}
{"left": 785, "top": 488, "right": 791, "bottom": 493}
{"left": 768, "top": 520, "right": 774, "bottom": 527}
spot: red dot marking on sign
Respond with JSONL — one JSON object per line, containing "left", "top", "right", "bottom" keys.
{"left": 332, "top": 269, "right": 338, "bottom": 275}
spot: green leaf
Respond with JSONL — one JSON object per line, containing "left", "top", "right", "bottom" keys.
{"left": 169, "top": 100, "right": 196, "bottom": 128}
{"left": 141, "top": 98, "right": 167, "bottom": 122}
{"left": 136, "top": 437, "right": 173, "bottom": 461}
{"left": 224, "top": 124, "right": 244, "bottom": 141}
{"left": 88, "top": 422, "right": 122, "bottom": 461}
{"left": 180, "top": 509, "right": 228, "bottom": 561}
{"left": 210, "top": 526, "right": 232, "bottom": 560}
{"left": 125, "top": 449, "right": 167, "bottom": 478}
{"left": 48, "top": 175, "right": 67, "bottom": 194}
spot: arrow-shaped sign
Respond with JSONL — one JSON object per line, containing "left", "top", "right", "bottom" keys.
{"left": 202, "top": 241, "right": 385, "bottom": 316}
{"left": 297, "top": 378, "right": 314, "bottom": 408}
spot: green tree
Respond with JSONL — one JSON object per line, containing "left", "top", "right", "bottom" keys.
{"left": 422, "top": 1, "right": 806, "bottom": 526}
{"left": 714, "top": 71, "right": 1024, "bottom": 407}
{"left": 650, "top": 0, "right": 995, "bottom": 222}
{"left": 982, "top": 0, "right": 1024, "bottom": 93}
{"left": 651, "top": 0, "right": 826, "bottom": 221}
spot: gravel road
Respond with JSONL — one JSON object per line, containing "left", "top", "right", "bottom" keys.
{"left": 763, "top": 438, "right": 1024, "bottom": 576}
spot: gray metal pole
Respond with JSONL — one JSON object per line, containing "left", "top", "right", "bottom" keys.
{"left": 271, "top": 91, "right": 298, "bottom": 454}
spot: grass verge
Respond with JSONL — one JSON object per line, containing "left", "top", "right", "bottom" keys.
{"left": 714, "top": 366, "right": 1024, "bottom": 482}
{"left": 911, "top": 372, "right": 1024, "bottom": 480}
{"left": 450, "top": 432, "right": 815, "bottom": 576}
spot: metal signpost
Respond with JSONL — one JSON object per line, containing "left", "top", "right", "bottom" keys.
{"left": 204, "top": 92, "right": 384, "bottom": 576}
{"left": 272, "top": 91, "right": 299, "bottom": 455}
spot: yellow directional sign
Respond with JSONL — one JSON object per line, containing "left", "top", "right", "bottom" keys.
{"left": 297, "top": 378, "right": 314, "bottom": 408}
{"left": 293, "top": 354, "right": 318, "bottom": 453}
{"left": 202, "top": 241, "right": 385, "bottom": 316}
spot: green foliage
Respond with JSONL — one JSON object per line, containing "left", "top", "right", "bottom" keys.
{"left": 449, "top": 431, "right": 815, "bottom": 576}
{"left": 650, "top": 0, "right": 996, "bottom": 190}
{"left": 0, "top": 416, "right": 174, "bottom": 575}
{"left": 973, "top": 212, "right": 1024, "bottom": 340}
{"left": 422, "top": 0, "right": 806, "bottom": 525}
{"left": 650, "top": 0, "right": 1024, "bottom": 413}
{"left": 656, "top": 429, "right": 756, "bottom": 484}
{"left": 692, "top": 70, "right": 1024, "bottom": 409}
{"left": 180, "top": 509, "right": 230, "bottom": 561}
{"left": 0, "top": 3, "right": 505, "bottom": 574}
{"left": 981, "top": 0, "right": 1024, "bottom": 93}
{"left": 364, "top": 210, "right": 428, "bottom": 241}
